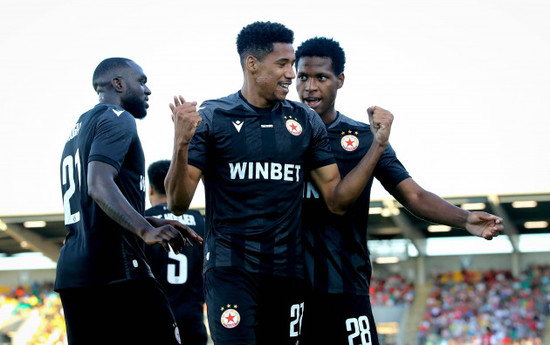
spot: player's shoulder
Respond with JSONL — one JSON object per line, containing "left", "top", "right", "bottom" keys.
{"left": 93, "top": 104, "right": 136, "bottom": 125}
{"left": 199, "top": 92, "right": 243, "bottom": 118}
{"left": 329, "top": 112, "right": 370, "bottom": 131}
{"left": 281, "top": 100, "right": 325, "bottom": 127}
{"left": 281, "top": 98, "right": 315, "bottom": 115}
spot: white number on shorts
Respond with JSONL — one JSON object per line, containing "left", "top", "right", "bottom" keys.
{"left": 346, "top": 315, "right": 372, "bottom": 345}
{"left": 289, "top": 302, "right": 304, "bottom": 337}
{"left": 167, "top": 249, "right": 188, "bottom": 284}
{"left": 62, "top": 150, "right": 81, "bottom": 225}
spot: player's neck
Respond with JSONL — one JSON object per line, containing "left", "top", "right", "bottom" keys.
{"left": 319, "top": 108, "right": 338, "bottom": 125}
{"left": 150, "top": 194, "right": 167, "bottom": 207}
{"left": 99, "top": 93, "right": 121, "bottom": 108}
{"left": 240, "top": 84, "right": 276, "bottom": 109}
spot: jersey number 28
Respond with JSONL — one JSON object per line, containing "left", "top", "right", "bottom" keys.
{"left": 346, "top": 316, "right": 372, "bottom": 345}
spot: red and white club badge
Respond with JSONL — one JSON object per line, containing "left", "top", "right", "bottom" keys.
{"left": 286, "top": 119, "right": 302, "bottom": 136}
{"left": 341, "top": 134, "right": 359, "bottom": 151}
{"left": 221, "top": 308, "right": 240, "bottom": 329}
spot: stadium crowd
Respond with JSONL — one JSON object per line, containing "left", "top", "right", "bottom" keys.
{"left": 418, "top": 265, "right": 550, "bottom": 345}
{"left": 0, "top": 282, "right": 66, "bottom": 345}
{"left": 370, "top": 273, "right": 416, "bottom": 307}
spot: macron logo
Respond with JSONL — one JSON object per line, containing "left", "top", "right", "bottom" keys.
{"left": 113, "top": 109, "right": 124, "bottom": 117}
{"left": 232, "top": 120, "right": 244, "bottom": 132}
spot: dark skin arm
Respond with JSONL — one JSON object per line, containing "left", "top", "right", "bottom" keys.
{"left": 392, "top": 178, "right": 503, "bottom": 239}
{"left": 87, "top": 161, "right": 202, "bottom": 253}
{"left": 310, "top": 106, "right": 392, "bottom": 215}
{"left": 165, "top": 96, "right": 202, "bottom": 215}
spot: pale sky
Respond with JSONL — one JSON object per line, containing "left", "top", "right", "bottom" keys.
{"left": 1, "top": 0, "right": 549, "bottom": 216}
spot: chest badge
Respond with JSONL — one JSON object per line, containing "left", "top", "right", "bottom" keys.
{"left": 341, "top": 131, "right": 359, "bottom": 151}
{"left": 285, "top": 115, "right": 302, "bottom": 136}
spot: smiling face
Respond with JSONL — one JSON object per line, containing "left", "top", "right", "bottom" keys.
{"left": 296, "top": 56, "right": 344, "bottom": 122}
{"left": 247, "top": 42, "right": 296, "bottom": 108}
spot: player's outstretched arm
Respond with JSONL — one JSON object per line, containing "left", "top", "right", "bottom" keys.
{"left": 165, "top": 95, "right": 203, "bottom": 216}
{"left": 310, "top": 106, "right": 392, "bottom": 215}
{"left": 392, "top": 178, "right": 503, "bottom": 240}
{"left": 87, "top": 161, "right": 189, "bottom": 253}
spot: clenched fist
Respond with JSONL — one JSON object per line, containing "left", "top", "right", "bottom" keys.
{"left": 367, "top": 106, "right": 393, "bottom": 147}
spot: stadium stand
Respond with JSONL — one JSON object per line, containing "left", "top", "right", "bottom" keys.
{"left": 418, "top": 266, "right": 549, "bottom": 345}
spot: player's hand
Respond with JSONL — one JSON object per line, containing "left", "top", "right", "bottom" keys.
{"left": 465, "top": 212, "right": 503, "bottom": 240}
{"left": 367, "top": 106, "right": 393, "bottom": 147}
{"left": 146, "top": 217, "right": 203, "bottom": 252}
{"left": 169, "top": 95, "right": 201, "bottom": 146}
{"left": 141, "top": 223, "right": 188, "bottom": 254}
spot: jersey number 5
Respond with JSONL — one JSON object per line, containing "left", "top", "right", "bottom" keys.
{"left": 167, "top": 250, "right": 188, "bottom": 284}
{"left": 62, "top": 150, "right": 81, "bottom": 225}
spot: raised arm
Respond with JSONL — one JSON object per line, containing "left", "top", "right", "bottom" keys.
{"left": 165, "top": 95, "right": 203, "bottom": 216}
{"left": 310, "top": 106, "right": 392, "bottom": 215}
{"left": 87, "top": 161, "right": 192, "bottom": 252}
{"left": 391, "top": 178, "right": 503, "bottom": 240}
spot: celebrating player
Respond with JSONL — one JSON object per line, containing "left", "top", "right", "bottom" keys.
{"left": 165, "top": 21, "right": 392, "bottom": 345}
{"left": 57, "top": 58, "right": 202, "bottom": 345}
{"left": 295, "top": 37, "right": 504, "bottom": 345}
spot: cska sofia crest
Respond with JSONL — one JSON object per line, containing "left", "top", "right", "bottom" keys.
{"left": 221, "top": 305, "right": 240, "bottom": 329}
{"left": 341, "top": 131, "right": 360, "bottom": 151}
{"left": 285, "top": 115, "right": 302, "bottom": 136}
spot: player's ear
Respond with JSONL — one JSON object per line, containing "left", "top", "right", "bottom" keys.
{"left": 111, "top": 77, "right": 125, "bottom": 93}
{"left": 337, "top": 73, "right": 345, "bottom": 89}
{"left": 245, "top": 55, "right": 259, "bottom": 74}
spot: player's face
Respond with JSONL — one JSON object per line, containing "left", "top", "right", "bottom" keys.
{"left": 120, "top": 62, "right": 151, "bottom": 119}
{"left": 253, "top": 43, "right": 296, "bottom": 107}
{"left": 296, "top": 56, "right": 343, "bottom": 119}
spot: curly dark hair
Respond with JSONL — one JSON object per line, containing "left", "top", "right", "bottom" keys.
{"left": 295, "top": 37, "right": 346, "bottom": 75}
{"left": 147, "top": 160, "right": 171, "bottom": 195}
{"left": 236, "top": 21, "right": 294, "bottom": 66}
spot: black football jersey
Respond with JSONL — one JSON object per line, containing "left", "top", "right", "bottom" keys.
{"left": 189, "top": 91, "right": 335, "bottom": 278}
{"left": 302, "top": 113, "right": 410, "bottom": 295}
{"left": 144, "top": 205, "right": 205, "bottom": 319}
{"left": 56, "top": 104, "right": 151, "bottom": 290}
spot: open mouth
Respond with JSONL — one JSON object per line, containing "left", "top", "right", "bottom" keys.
{"left": 304, "top": 97, "right": 321, "bottom": 108}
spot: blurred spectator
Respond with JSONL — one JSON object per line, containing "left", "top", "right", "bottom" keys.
{"left": 419, "top": 265, "right": 550, "bottom": 345}
{"left": 370, "top": 273, "right": 415, "bottom": 306}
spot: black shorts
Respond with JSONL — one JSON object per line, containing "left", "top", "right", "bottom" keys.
{"left": 205, "top": 267, "right": 305, "bottom": 345}
{"left": 301, "top": 291, "right": 380, "bottom": 345}
{"left": 176, "top": 313, "right": 208, "bottom": 345}
{"left": 59, "top": 278, "right": 181, "bottom": 345}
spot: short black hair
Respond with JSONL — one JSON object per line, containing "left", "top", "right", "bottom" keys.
{"left": 92, "top": 57, "right": 134, "bottom": 92}
{"left": 236, "top": 21, "right": 294, "bottom": 65}
{"left": 295, "top": 37, "right": 346, "bottom": 75}
{"left": 147, "top": 160, "right": 171, "bottom": 195}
